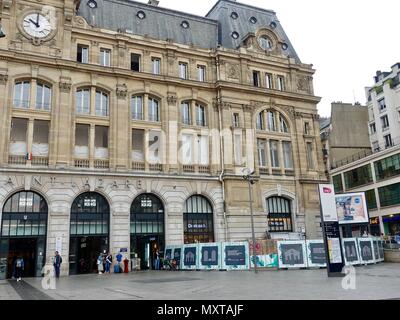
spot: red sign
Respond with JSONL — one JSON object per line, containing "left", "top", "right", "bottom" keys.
{"left": 323, "top": 187, "right": 332, "bottom": 194}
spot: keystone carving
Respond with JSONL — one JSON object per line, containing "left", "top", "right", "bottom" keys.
{"left": 116, "top": 84, "right": 128, "bottom": 99}
{"left": 167, "top": 94, "right": 177, "bottom": 105}
{"left": 59, "top": 78, "right": 72, "bottom": 92}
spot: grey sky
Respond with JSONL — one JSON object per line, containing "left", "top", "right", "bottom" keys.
{"left": 138, "top": 0, "right": 400, "bottom": 117}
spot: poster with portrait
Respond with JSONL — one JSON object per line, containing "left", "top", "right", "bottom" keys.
{"left": 358, "top": 238, "right": 375, "bottom": 264}
{"left": 342, "top": 238, "right": 360, "bottom": 265}
{"left": 198, "top": 243, "right": 221, "bottom": 270}
{"left": 181, "top": 245, "right": 198, "bottom": 270}
{"left": 277, "top": 241, "right": 307, "bottom": 269}
{"left": 222, "top": 242, "right": 250, "bottom": 270}
{"left": 335, "top": 193, "right": 369, "bottom": 225}
{"left": 306, "top": 240, "right": 327, "bottom": 268}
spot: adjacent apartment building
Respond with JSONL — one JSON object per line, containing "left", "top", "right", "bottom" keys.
{"left": 0, "top": 0, "right": 325, "bottom": 278}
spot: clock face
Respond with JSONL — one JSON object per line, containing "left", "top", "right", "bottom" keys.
{"left": 22, "top": 13, "right": 52, "bottom": 38}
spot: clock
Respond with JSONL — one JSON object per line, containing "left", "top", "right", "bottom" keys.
{"left": 22, "top": 13, "right": 52, "bottom": 39}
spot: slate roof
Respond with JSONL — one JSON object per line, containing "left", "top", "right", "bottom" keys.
{"left": 77, "top": 0, "right": 301, "bottom": 62}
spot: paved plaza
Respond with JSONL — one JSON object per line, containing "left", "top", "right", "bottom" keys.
{"left": 0, "top": 263, "right": 399, "bottom": 300}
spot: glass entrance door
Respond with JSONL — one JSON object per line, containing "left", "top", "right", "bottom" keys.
{"left": 0, "top": 239, "right": 9, "bottom": 280}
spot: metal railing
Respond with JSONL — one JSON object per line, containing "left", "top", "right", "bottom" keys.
{"left": 31, "top": 156, "right": 49, "bottom": 166}
{"left": 74, "top": 159, "right": 90, "bottom": 168}
{"left": 94, "top": 159, "right": 109, "bottom": 169}
{"left": 8, "top": 155, "right": 27, "bottom": 165}
{"left": 132, "top": 162, "right": 145, "bottom": 171}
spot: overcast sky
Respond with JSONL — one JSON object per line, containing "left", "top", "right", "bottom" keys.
{"left": 139, "top": 0, "right": 400, "bottom": 117}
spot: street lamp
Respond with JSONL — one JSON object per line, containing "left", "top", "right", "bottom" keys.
{"left": 242, "top": 168, "right": 257, "bottom": 274}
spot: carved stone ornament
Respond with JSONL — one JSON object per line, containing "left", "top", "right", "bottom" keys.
{"left": 0, "top": 74, "right": 8, "bottom": 85}
{"left": 297, "top": 76, "right": 309, "bottom": 93}
{"left": 59, "top": 78, "right": 72, "bottom": 92}
{"left": 116, "top": 84, "right": 128, "bottom": 99}
{"left": 226, "top": 63, "right": 240, "bottom": 80}
{"left": 167, "top": 94, "right": 177, "bottom": 105}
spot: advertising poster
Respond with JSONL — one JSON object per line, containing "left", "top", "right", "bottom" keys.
{"left": 277, "top": 241, "right": 307, "bottom": 269}
{"left": 222, "top": 242, "right": 250, "bottom": 270}
{"left": 319, "top": 184, "right": 338, "bottom": 222}
{"left": 306, "top": 240, "right": 327, "bottom": 268}
{"left": 182, "top": 245, "right": 198, "bottom": 270}
{"left": 327, "top": 237, "right": 343, "bottom": 264}
{"left": 335, "top": 193, "right": 369, "bottom": 224}
{"left": 264, "top": 254, "right": 279, "bottom": 268}
{"left": 342, "top": 238, "right": 360, "bottom": 265}
{"left": 173, "top": 247, "right": 182, "bottom": 269}
{"left": 358, "top": 238, "right": 375, "bottom": 264}
{"left": 198, "top": 243, "right": 221, "bottom": 270}
{"left": 164, "top": 247, "right": 173, "bottom": 260}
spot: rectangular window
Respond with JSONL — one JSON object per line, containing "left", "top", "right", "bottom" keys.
{"left": 32, "top": 120, "right": 49, "bottom": 157}
{"left": 306, "top": 142, "right": 314, "bottom": 170}
{"left": 267, "top": 111, "right": 276, "bottom": 131}
{"left": 94, "top": 126, "right": 109, "bottom": 159}
{"left": 343, "top": 164, "right": 373, "bottom": 189}
{"left": 77, "top": 45, "right": 89, "bottom": 63}
{"left": 370, "top": 123, "right": 376, "bottom": 134}
{"left": 270, "top": 140, "right": 280, "bottom": 168}
{"left": 257, "top": 139, "right": 267, "bottom": 167}
{"left": 365, "top": 189, "right": 377, "bottom": 210}
{"left": 13, "top": 81, "right": 30, "bottom": 108}
{"left": 374, "top": 153, "right": 400, "bottom": 181}
{"left": 181, "top": 133, "right": 193, "bottom": 165}
{"left": 277, "top": 76, "right": 285, "bottom": 91}
{"left": 282, "top": 141, "right": 293, "bottom": 169}
{"left": 332, "top": 175, "right": 343, "bottom": 193}
{"left": 379, "top": 183, "right": 400, "bottom": 207}
{"left": 196, "top": 104, "right": 206, "bottom": 127}
{"left": 197, "top": 65, "right": 206, "bottom": 82}
{"left": 381, "top": 115, "right": 389, "bottom": 129}
{"left": 131, "top": 96, "right": 143, "bottom": 120}
{"left": 253, "top": 71, "right": 261, "bottom": 87}
{"left": 131, "top": 53, "right": 141, "bottom": 72}
{"left": 148, "top": 98, "right": 159, "bottom": 122}
{"left": 372, "top": 141, "right": 380, "bottom": 152}
{"left": 179, "top": 62, "right": 188, "bottom": 79}
{"left": 378, "top": 98, "right": 386, "bottom": 111}
{"left": 99, "top": 48, "right": 111, "bottom": 67}
{"left": 152, "top": 58, "right": 161, "bottom": 75}
{"left": 384, "top": 134, "right": 393, "bottom": 148}
{"left": 9, "top": 118, "right": 28, "bottom": 156}
{"left": 304, "top": 122, "right": 310, "bottom": 135}
{"left": 95, "top": 91, "right": 109, "bottom": 116}
{"left": 198, "top": 135, "right": 209, "bottom": 165}
{"left": 132, "top": 129, "right": 145, "bottom": 162}
{"left": 265, "top": 73, "right": 273, "bottom": 89}
{"left": 76, "top": 89, "right": 90, "bottom": 115}
{"left": 36, "top": 83, "right": 52, "bottom": 111}
{"left": 74, "top": 124, "right": 89, "bottom": 158}
{"left": 257, "top": 112, "right": 264, "bottom": 130}
{"left": 233, "top": 113, "right": 240, "bottom": 128}
{"left": 181, "top": 102, "right": 191, "bottom": 125}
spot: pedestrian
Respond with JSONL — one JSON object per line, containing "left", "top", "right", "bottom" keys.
{"left": 14, "top": 256, "right": 24, "bottom": 282}
{"left": 53, "top": 251, "right": 62, "bottom": 278}
{"left": 116, "top": 252, "right": 123, "bottom": 273}
{"left": 362, "top": 230, "right": 369, "bottom": 238}
{"left": 97, "top": 253, "right": 104, "bottom": 274}
{"left": 154, "top": 250, "right": 160, "bottom": 270}
{"left": 105, "top": 252, "right": 112, "bottom": 274}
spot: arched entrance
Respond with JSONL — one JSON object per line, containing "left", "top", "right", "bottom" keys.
{"left": 69, "top": 192, "right": 110, "bottom": 275}
{"left": 130, "top": 194, "right": 164, "bottom": 270}
{"left": 0, "top": 191, "right": 48, "bottom": 279}
{"left": 183, "top": 195, "right": 214, "bottom": 244}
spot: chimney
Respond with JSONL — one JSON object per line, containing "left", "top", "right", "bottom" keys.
{"left": 148, "top": 0, "right": 160, "bottom": 6}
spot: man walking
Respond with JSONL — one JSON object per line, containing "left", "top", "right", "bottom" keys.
{"left": 53, "top": 251, "right": 62, "bottom": 278}
{"left": 14, "top": 256, "right": 24, "bottom": 282}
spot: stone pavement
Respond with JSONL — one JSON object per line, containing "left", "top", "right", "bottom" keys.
{"left": 1, "top": 263, "right": 399, "bottom": 300}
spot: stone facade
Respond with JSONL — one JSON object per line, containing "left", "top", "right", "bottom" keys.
{"left": 0, "top": 0, "right": 326, "bottom": 276}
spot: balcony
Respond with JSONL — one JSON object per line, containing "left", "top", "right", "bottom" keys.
{"left": 183, "top": 165, "right": 195, "bottom": 173}
{"left": 94, "top": 159, "right": 109, "bottom": 169}
{"left": 132, "top": 162, "right": 145, "bottom": 171}
{"left": 8, "top": 155, "right": 27, "bottom": 165}
{"left": 31, "top": 156, "right": 49, "bottom": 166}
{"left": 149, "top": 164, "right": 163, "bottom": 172}
{"left": 74, "top": 159, "right": 90, "bottom": 168}
{"left": 259, "top": 167, "right": 269, "bottom": 175}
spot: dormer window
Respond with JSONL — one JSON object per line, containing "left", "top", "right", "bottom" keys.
{"left": 231, "top": 12, "right": 238, "bottom": 20}
{"left": 137, "top": 11, "right": 146, "bottom": 19}
{"left": 282, "top": 43, "right": 288, "bottom": 51}
{"left": 231, "top": 32, "right": 239, "bottom": 40}
{"left": 250, "top": 17, "right": 257, "bottom": 24}
{"left": 181, "top": 21, "right": 190, "bottom": 29}
{"left": 87, "top": 0, "right": 97, "bottom": 9}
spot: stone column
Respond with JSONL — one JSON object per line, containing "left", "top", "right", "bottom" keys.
{"left": 89, "top": 124, "right": 95, "bottom": 168}
{"left": 115, "top": 84, "right": 129, "bottom": 170}
{"left": 26, "top": 119, "right": 34, "bottom": 166}
{"left": 266, "top": 139, "right": 272, "bottom": 175}
{"left": 0, "top": 73, "right": 9, "bottom": 165}
{"left": 278, "top": 141, "right": 285, "bottom": 175}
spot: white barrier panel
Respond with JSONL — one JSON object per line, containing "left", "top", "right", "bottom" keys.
{"left": 342, "top": 238, "right": 361, "bottom": 266}
{"left": 198, "top": 243, "right": 222, "bottom": 270}
{"left": 306, "top": 240, "right": 327, "bottom": 268}
{"left": 222, "top": 242, "right": 250, "bottom": 270}
{"left": 378, "top": 240, "right": 385, "bottom": 262}
{"left": 358, "top": 238, "right": 375, "bottom": 264}
{"left": 181, "top": 244, "right": 199, "bottom": 270}
{"left": 277, "top": 241, "right": 307, "bottom": 269}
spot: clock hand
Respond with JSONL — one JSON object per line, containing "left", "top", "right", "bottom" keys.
{"left": 36, "top": 13, "right": 40, "bottom": 28}
{"left": 29, "top": 19, "right": 39, "bottom": 28}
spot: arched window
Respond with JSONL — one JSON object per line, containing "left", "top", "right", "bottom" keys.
{"left": 70, "top": 192, "right": 110, "bottom": 236}
{"left": 184, "top": 195, "right": 214, "bottom": 244}
{"left": 13, "top": 81, "right": 30, "bottom": 108}
{"left": 1, "top": 191, "right": 48, "bottom": 237}
{"left": 181, "top": 101, "right": 191, "bottom": 125}
{"left": 95, "top": 90, "right": 109, "bottom": 116}
{"left": 131, "top": 95, "right": 143, "bottom": 120}
{"left": 148, "top": 97, "right": 160, "bottom": 122}
{"left": 267, "top": 196, "right": 292, "bottom": 232}
{"left": 280, "top": 115, "right": 289, "bottom": 133}
{"left": 76, "top": 88, "right": 90, "bottom": 115}
{"left": 36, "top": 82, "right": 52, "bottom": 111}
{"left": 196, "top": 104, "right": 206, "bottom": 127}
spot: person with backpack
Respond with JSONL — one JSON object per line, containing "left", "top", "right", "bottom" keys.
{"left": 105, "top": 252, "right": 112, "bottom": 274}
{"left": 14, "top": 256, "right": 24, "bottom": 282}
{"left": 53, "top": 251, "right": 62, "bottom": 278}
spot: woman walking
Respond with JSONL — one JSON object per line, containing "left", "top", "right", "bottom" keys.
{"left": 97, "top": 253, "right": 104, "bottom": 274}
{"left": 105, "top": 252, "right": 112, "bottom": 274}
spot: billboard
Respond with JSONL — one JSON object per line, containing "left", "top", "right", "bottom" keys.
{"left": 319, "top": 184, "right": 338, "bottom": 222}
{"left": 342, "top": 238, "right": 360, "bottom": 266}
{"left": 335, "top": 193, "right": 369, "bottom": 225}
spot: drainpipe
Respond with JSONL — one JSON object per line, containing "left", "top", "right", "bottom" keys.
{"left": 216, "top": 55, "right": 228, "bottom": 242}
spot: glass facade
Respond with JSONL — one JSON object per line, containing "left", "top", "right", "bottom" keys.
{"left": 365, "top": 189, "right": 377, "bottom": 210}
{"left": 332, "top": 175, "right": 343, "bottom": 193}
{"left": 343, "top": 164, "right": 373, "bottom": 189}
{"left": 374, "top": 153, "right": 400, "bottom": 181}
{"left": 183, "top": 195, "right": 214, "bottom": 244}
{"left": 130, "top": 194, "right": 164, "bottom": 235}
{"left": 378, "top": 183, "right": 400, "bottom": 208}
